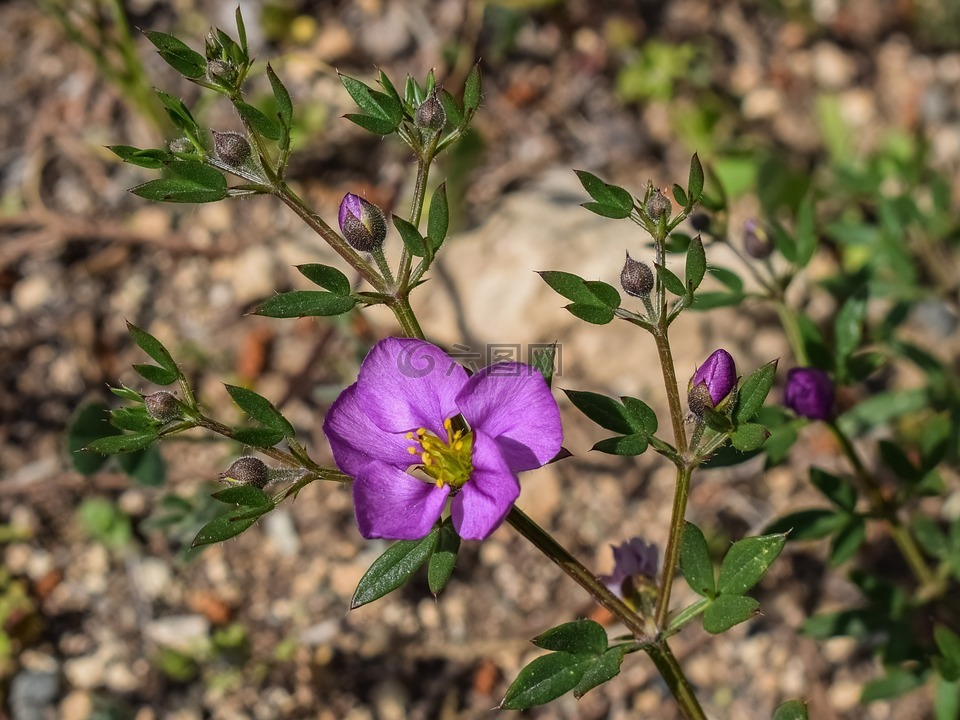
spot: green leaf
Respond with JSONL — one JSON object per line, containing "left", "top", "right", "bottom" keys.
{"left": 620, "top": 396, "right": 658, "bottom": 435}
{"left": 860, "top": 668, "right": 925, "bottom": 703}
{"left": 191, "top": 510, "right": 264, "bottom": 547}
{"left": 708, "top": 265, "right": 744, "bottom": 292}
{"left": 393, "top": 216, "right": 427, "bottom": 257}
{"left": 144, "top": 31, "right": 206, "bottom": 79}
{"left": 672, "top": 183, "right": 688, "bottom": 208}
{"left": 340, "top": 74, "right": 403, "bottom": 129}
{"left": 794, "top": 195, "right": 817, "bottom": 267}
{"left": 810, "top": 467, "right": 857, "bottom": 511}
{"left": 828, "top": 516, "right": 866, "bottom": 566}
{"left": 500, "top": 652, "right": 595, "bottom": 710}
{"left": 593, "top": 434, "right": 648, "bottom": 456}
{"left": 427, "top": 520, "right": 460, "bottom": 596}
{"left": 690, "top": 292, "right": 746, "bottom": 310}
{"left": 154, "top": 90, "right": 200, "bottom": 138}
{"left": 266, "top": 63, "right": 292, "bottom": 128}
{"left": 533, "top": 620, "right": 607, "bottom": 655}
{"left": 730, "top": 423, "right": 769, "bottom": 452}
{"left": 566, "top": 303, "right": 615, "bottom": 324}
{"left": 116, "top": 445, "right": 165, "bottom": 487}
{"left": 68, "top": 402, "right": 119, "bottom": 475}
{"left": 702, "top": 595, "right": 760, "bottom": 633}
{"left": 439, "top": 89, "right": 463, "bottom": 127}
{"left": 253, "top": 291, "right": 356, "bottom": 318}
{"left": 225, "top": 385, "right": 295, "bottom": 437}
{"left": 212, "top": 485, "right": 273, "bottom": 507}
{"left": 127, "top": 321, "right": 179, "bottom": 373}
{"left": 109, "top": 407, "right": 159, "bottom": 433}
{"left": 936, "top": 626, "right": 960, "bottom": 681}
{"left": 85, "top": 432, "right": 157, "bottom": 455}
{"left": 344, "top": 113, "right": 397, "bottom": 135}
{"left": 935, "top": 676, "right": 960, "bottom": 720}
{"left": 109, "top": 145, "right": 174, "bottom": 169}
{"left": 680, "top": 522, "right": 716, "bottom": 597}
{"left": 427, "top": 183, "right": 449, "bottom": 251}
{"left": 573, "top": 170, "right": 634, "bottom": 219}
{"left": 130, "top": 168, "right": 228, "bottom": 204}
{"left": 463, "top": 63, "right": 482, "bottom": 113}
{"left": 530, "top": 344, "right": 557, "bottom": 388}
{"left": 733, "top": 359, "right": 779, "bottom": 423}
{"left": 230, "top": 426, "right": 284, "bottom": 448}
{"left": 878, "top": 440, "right": 921, "bottom": 483}
{"left": 764, "top": 509, "right": 846, "bottom": 540}
{"left": 837, "top": 388, "right": 929, "bottom": 437}
{"left": 296, "top": 264, "right": 351, "bottom": 296}
{"left": 685, "top": 234, "right": 706, "bottom": 292}
{"left": 538, "top": 271, "right": 620, "bottom": 309}
{"left": 351, "top": 529, "right": 439, "bottom": 609}
{"left": 773, "top": 700, "right": 809, "bottom": 720}
{"left": 655, "top": 264, "right": 686, "bottom": 296}
{"left": 109, "top": 384, "right": 144, "bottom": 403}
{"left": 235, "top": 101, "right": 281, "bottom": 141}
{"left": 914, "top": 516, "right": 949, "bottom": 558}
{"left": 564, "top": 390, "right": 644, "bottom": 435}
{"left": 573, "top": 646, "right": 627, "bottom": 699}
{"left": 835, "top": 287, "right": 868, "bottom": 372}
{"left": 133, "top": 364, "right": 179, "bottom": 386}
{"left": 716, "top": 533, "right": 786, "bottom": 595}
{"left": 235, "top": 6, "right": 248, "bottom": 56}
{"left": 687, "top": 152, "right": 704, "bottom": 206}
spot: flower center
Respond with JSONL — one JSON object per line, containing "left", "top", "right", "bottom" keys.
{"left": 406, "top": 417, "right": 474, "bottom": 489}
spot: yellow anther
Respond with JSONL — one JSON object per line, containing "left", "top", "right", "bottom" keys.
{"left": 435, "top": 478, "right": 444, "bottom": 488}
{"left": 407, "top": 447, "right": 417, "bottom": 455}
{"left": 417, "top": 428, "right": 427, "bottom": 436}
{"left": 455, "top": 441, "right": 463, "bottom": 451}
{"left": 422, "top": 453, "right": 432, "bottom": 466}
{"left": 443, "top": 418, "right": 452, "bottom": 430}
{"left": 405, "top": 431, "right": 414, "bottom": 440}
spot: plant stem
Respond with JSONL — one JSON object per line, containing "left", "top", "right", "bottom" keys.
{"left": 398, "top": 136, "right": 440, "bottom": 287}
{"left": 389, "top": 296, "right": 425, "bottom": 339}
{"left": 646, "top": 641, "right": 708, "bottom": 720}
{"left": 774, "top": 300, "right": 808, "bottom": 366}
{"left": 653, "top": 329, "right": 688, "bottom": 454}
{"left": 827, "top": 421, "right": 935, "bottom": 589}
{"left": 654, "top": 463, "right": 693, "bottom": 629}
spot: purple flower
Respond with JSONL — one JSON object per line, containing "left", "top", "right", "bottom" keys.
{"left": 599, "top": 538, "right": 658, "bottom": 598}
{"left": 323, "top": 338, "right": 563, "bottom": 541}
{"left": 784, "top": 367, "right": 834, "bottom": 421}
{"left": 338, "top": 193, "right": 387, "bottom": 252}
{"left": 689, "top": 349, "right": 737, "bottom": 407}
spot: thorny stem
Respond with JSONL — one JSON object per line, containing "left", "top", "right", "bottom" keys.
{"left": 827, "top": 421, "right": 936, "bottom": 591}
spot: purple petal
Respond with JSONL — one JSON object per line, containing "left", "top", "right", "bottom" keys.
{"left": 691, "top": 349, "right": 737, "bottom": 405}
{"left": 352, "top": 461, "right": 450, "bottom": 539}
{"left": 455, "top": 363, "right": 562, "bottom": 472}
{"left": 450, "top": 430, "right": 519, "bottom": 540}
{"left": 322, "top": 384, "right": 416, "bottom": 476}
{"left": 356, "top": 338, "right": 468, "bottom": 436}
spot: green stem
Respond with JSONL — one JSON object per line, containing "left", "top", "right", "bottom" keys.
{"left": 646, "top": 642, "right": 708, "bottom": 720}
{"left": 774, "top": 300, "right": 808, "bottom": 366}
{"left": 654, "top": 329, "right": 687, "bottom": 454}
{"left": 371, "top": 246, "right": 396, "bottom": 290}
{"left": 389, "top": 297, "right": 425, "bottom": 339}
{"left": 398, "top": 136, "right": 440, "bottom": 288}
{"left": 654, "top": 463, "right": 693, "bottom": 629}
{"left": 506, "top": 507, "right": 649, "bottom": 638}
{"left": 827, "top": 421, "right": 935, "bottom": 589}
{"left": 276, "top": 182, "right": 387, "bottom": 293}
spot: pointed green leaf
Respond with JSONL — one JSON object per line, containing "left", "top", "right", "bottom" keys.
{"left": 681, "top": 522, "right": 716, "bottom": 597}
{"left": 427, "top": 519, "right": 460, "bottom": 596}
{"left": 672, "top": 183, "right": 688, "bottom": 208}
{"left": 110, "top": 407, "right": 159, "bottom": 433}
{"left": 439, "top": 89, "right": 463, "bottom": 127}
{"left": 936, "top": 626, "right": 960, "bottom": 682}
{"left": 133, "top": 363, "right": 179, "bottom": 386}
{"left": 538, "top": 271, "right": 619, "bottom": 309}
{"left": 530, "top": 344, "right": 557, "bottom": 388}
{"left": 810, "top": 467, "right": 857, "bottom": 511}
{"left": 573, "top": 170, "right": 633, "bottom": 218}
{"left": 733, "top": 359, "right": 779, "bottom": 423}
{"left": 191, "top": 510, "right": 261, "bottom": 547}
{"left": 773, "top": 700, "right": 809, "bottom": 720}
{"left": 296, "top": 264, "right": 351, "bottom": 296}
{"left": 764, "top": 509, "right": 846, "bottom": 540}
{"left": 620, "top": 396, "right": 658, "bottom": 435}
{"left": 687, "top": 153, "right": 704, "bottom": 206}
{"left": 463, "top": 63, "right": 482, "bottom": 113}
{"left": 566, "top": 303, "right": 615, "bottom": 324}
{"left": 828, "top": 516, "right": 866, "bottom": 566}
{"left": 655, "top": 264, "right": 686, "bottom": 296}
{"left": 592, "top": 434, "right": 648, "bottom": 456}
{"left": 500, "top": 652, "right": 594, "bottom": 710}
{"left": 344, "top": 113, "right": 397, "bottom": 135}
{"left": 685, "top": 234, "right": 706, "bottom": 293}
{"left": 794, "top": 195, "right": 817, "bottom": 267}
{"left": 266, "top": 63, "right": 292, "bottom": 128}
{"left": 564, "top": 390, "right": 643, "bottom": 435}
{"left": 378, "top": 70, "right": 403, "bottom": 107}
{"left": 730, "top": 423, "right": 769, "bottom": 452}
{"left": 235, "top": 101, "right": 281, "bottom": 140}
{"left": 573, "top": 646, "right": 627, "bottom": 699}
{"left": 235, "top": 6, "right": 248, "bottom": 56}
{"left": 702, "top": 594, "right": 760, "bottom": 633}
{"left": 109, "top": 385, "right": 143, "bottom": 403}
{"left": 427, "top": 182, "right": 449, "bottom": 251}
{"left": 144, "top": 31, "right": 206, "bottom": 79}
{"left": 717, "top": 533, "right": 786, "bottom": 596}
{"left": 253, "top": 291, "right": 356, "bottom": 318}
{"left": 230, "top": 426, "right": 284, "bottom": 448}
{"left": 860, "top": 668, "right": 925, "bottom": 703}
{"left": 393, "top": 215, "right": 426, "bottom": 257}
{"left": 533, "top": 620, "right": 607, "bottom": 655}
{"left": 835, "top": 287, "right": 868, "bottom": 371}
{"left": 351, "top": 529, "right": 439, "bottom": 608}
{"left": 85, "top": 432, "right": 157, "bottom": 455}
{"left": 109, "top": 145, "right": 174, "bottom": 169}
{"left": 212, "top": 485, "right": 273, "bottom": 507}
{"left": 225, "top": 384, "right": 294, "bottom": 437}
{"left": 68, "top": 402, "right": 119, "bottom": 475}
{"left": 340, "top": 74, "right": 403, "bottom": 127}
{"left": 126, "top": 321, "right": 180, "bottom": 374}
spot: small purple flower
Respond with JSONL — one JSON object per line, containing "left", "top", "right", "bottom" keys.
{"left": 689, "top": 349, "right": 737, "bottom": 407}
{"left": 599, "top": 538, "right": 658, "bottom": 598}
{"left": 784, "top": 367, "right": 834, "bottom": 421}
{"left": 338, "top": 193, "right": 387, "bottom": 252}
{"left": 323, "top": 338, "right": 563, "bottom": 541}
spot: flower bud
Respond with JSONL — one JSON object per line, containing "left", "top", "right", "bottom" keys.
{"left": 338, "top": 193, "right": 387, "bottom": 252}
{"left": 743, "top": 219, "right": 773, "bottom": 259}
{"left": 784, "top": 367, "right": 834, "bottom": 420}
{"left": 687, "top": 381, "right": 715, "bottom": 417}
{"left": 168, "top": 137, "right": 194, "bottom": 154}
{"left": 213, "top": 131, "right": 252, "bottom": 167}
{"left": 599, "top": 538, "right": 658, "bottom": 614}
{"left": 206, "top": 59, "right": 237, "bottom": 86}
{"left": 620, "top": 252, "right": 654, "bottom": 298}
{"left": 220, "top": 456, "right": 270, "bottom": 488}
{"left": 414, "top": 90, "right": 446, "bottom": 132}
{"left": 144, "top": 391, "right": 183, "bottom": 422}
{"left": 646, "top": 189, "right": 672, "bottom": 222}
{"left": 689, "top": 349, "right": 737, "bottom": 407}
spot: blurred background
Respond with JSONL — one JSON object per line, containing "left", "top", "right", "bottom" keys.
{"left": 3, "top": 0, "right": 960, "bottom": 718}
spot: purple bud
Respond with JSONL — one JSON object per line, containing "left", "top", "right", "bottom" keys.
{"left": 620, "top": 252, "right": 654, "bottom": 298}
{"left": 213, "top": 130, "right": 251, "bottom": 166}
{"left": 689, "top": 349, "right": 737, "bottom": 406}
{"left": 415, "top": 90, "right": 446, "bottom": 132}
{"left": 784, "top": 367, "right": 834, "bottom": 421}
{"left": 743, "top": 218, "right": 773, "bottom": 259}
{"left": 338, "top": 193, "right": 387, "bottom": 252}
{"left": 220, "top": 456, "right": 270, "bottom": 488}
{"left": 599, "top": 537, "right": 658, "bottom": 600}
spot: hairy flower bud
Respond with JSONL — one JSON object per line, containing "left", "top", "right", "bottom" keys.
{"left": 743, "top": 219, "right": 773, "bottom": 259}
{"left": 168, "top": 137, "right": 194, "bottom": 154}
{"left": 414, "top": 90, "right": 446, "bottom": 132}
{"left": 213, "top": 131, "right": 251, "bottom": 166}
{"left": 687, "top": 382, "right": 715, "bottom": 417}
{"left": 206, "top": 59, "right": 237, "bottom": 86}
{"left": 338, "top": 193, "right": 387, "bottom": 252}
{"left": 784, "top": 367, "right": 834, "bottom": 420}
{"left": 599, "top": 538, "right": 659, "bottom": 614}
{"left": 220, "top": 456, "right": 270, "bottom": 488}
{"left": 144, "top": 391, "right": 183, "bottom": 422}
{"left": 689, "top": 349, "right": 737, "bottom": 407}
{"left": 620, "top": 252, "right": 654, "bottom": 298}
{"left": 646, "top": 189, "right": 672, "bottom": 222}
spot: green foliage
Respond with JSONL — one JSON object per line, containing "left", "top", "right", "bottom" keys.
{"left": 573, "top": 170, "right": 634, "bottom": 219}
{"left": 351, "top": 529, "right": 439, "bottom": 608}
{"left": 538, "top": 271, "right": 621, "bottom": 324}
